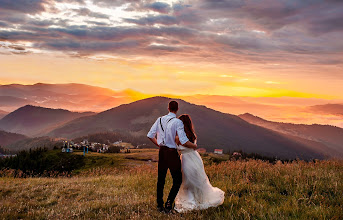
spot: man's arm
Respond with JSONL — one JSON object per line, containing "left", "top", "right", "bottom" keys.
{"left": 148, "top": 137, "right": 159, "bottom": 148}
{"left": 147, "top": 119, "right": 160, "bottom": 148}
{"left": 176, "top": 120, "right": 197, "bottom": 149}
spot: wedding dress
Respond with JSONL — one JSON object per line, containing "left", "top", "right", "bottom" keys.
{"left": 174, "top": 145, "right": 225, "bottom": 213}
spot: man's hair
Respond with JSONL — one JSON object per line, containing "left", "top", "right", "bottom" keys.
{"left": 168, "top": 100, "right": 178, "bottom": 112}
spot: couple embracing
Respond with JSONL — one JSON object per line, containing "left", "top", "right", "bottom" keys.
{"left": 147, "top": 100, "right": 225, "bottom": 213}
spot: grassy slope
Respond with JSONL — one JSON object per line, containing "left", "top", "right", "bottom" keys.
{"left": 0, "top": 150, "right": 342, "bottom": 219}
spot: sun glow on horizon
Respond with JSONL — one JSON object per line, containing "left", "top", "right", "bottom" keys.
{"left": 0, "top": 0, "right": 342, "bottom": 101}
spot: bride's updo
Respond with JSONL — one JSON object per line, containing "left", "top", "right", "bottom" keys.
{"left": 178, "top": 114, "right": 197, "bottom": 143}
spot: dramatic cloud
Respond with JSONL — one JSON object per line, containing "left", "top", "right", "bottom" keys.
{"left": 71, "top": 8, "right": 110, "bottom": 19}
{"left": 124, "top": 15, "right": 179, "bottom": 26}
{"left": 145, "top": 2, "right": 171, "bottom": 13}
{"left": 0, "top": 0, "right": 342, "bottom": 77}
{"left": 0, "top": 0, "right": 47, "bottom": 14}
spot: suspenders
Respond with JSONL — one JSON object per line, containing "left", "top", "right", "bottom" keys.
{"left": 159, "top": 116, "right": 175, "bottom": 145}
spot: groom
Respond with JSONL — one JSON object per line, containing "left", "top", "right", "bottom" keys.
{"left": 147, "top": 100, "right": 197, "bottom": 213}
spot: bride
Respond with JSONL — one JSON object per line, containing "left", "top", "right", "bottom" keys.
{"left": 174, "top": 114, "right": 225, "bottom": 213}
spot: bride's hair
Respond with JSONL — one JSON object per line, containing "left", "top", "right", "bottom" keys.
{"left": 178, "top": 114, "right": 197, "bottom": 143}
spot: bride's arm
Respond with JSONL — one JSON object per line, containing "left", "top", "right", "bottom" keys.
{"left": 175, "top": 135, "right": 181, "bottom": 145}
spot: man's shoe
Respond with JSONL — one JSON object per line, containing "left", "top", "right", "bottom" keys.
{"left": 157, "top": 205, "right": 165, "bottom": 213}
{"left": 168, "top": 208, "right": 179, "bottom": 214}
{"left": 164, "top": 200, "right": 173, "bottom": 213}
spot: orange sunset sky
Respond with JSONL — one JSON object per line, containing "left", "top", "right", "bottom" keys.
{"left": 0, "top": 0, "right": 342, "bottom": 99}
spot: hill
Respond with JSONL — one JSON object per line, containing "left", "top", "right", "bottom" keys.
{"left": 0, "top": 109, "right": 8, "bottom": 119}
{"left": 2, "top": 83, "right": 343, "bottom": 128}
{"left": 239, "top": 113, "right": 343, "bottom": 158}
{"left": 0, "top": 96, "right": 34, "bottom": 108}
{"left": 48, "top": 97, "right": 331, "bottom": 160}
{"left": 0, "top": 151, "right": 342, "bottom": 219}
{"left": 0, "top": 130, "right": 27, "bottom": 147}
{"left": 4, "top": 136, "right": 64, "bottom": 152}
{"left": 0, "top": 105, "right": 95, "bottom": 137}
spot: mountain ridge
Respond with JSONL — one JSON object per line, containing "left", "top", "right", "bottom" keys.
{"left": 0, "top": 109, "right": 8, "bottom": 119}
{"left": 239, "top": 113, "right": 343, "bottom": 158}
{"left": 48, "top": 96, "right": 331, "bottom": 160}
{"left": 0, "top": 105, "right": 95, "bottom": 137}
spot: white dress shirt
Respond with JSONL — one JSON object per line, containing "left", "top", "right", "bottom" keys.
{"left": 147, "top": 112, "right": 189, "bottom": 149}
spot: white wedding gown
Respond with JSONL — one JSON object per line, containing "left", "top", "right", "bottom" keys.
{"left": 175, "top": 145, "right": 225, "bottom": 213}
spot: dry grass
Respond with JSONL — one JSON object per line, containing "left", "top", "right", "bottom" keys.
{"left": 0, "top": 151, "right": 342, "bottom": 219}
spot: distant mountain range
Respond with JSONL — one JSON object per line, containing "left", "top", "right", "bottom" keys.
{"left": 1, "top": 97, "right": 342, "bottom": 159}
{"left": 1, "top": 83, "right": 342, "bottom": 128}
{"left": 307, "top": 104, "right": 343, "bottom": 116}
{"left": 239, "top": 113, "right": 343, "bottom": 158}
{"left": 0, "top": 83, "right": 342, "bottom": 159}
{"left": 45, "top": 96, "right": 337, "bottom": 160}
{"left": 0, "top": 105, "right": 95, "bottom": 137}
{"left": 0, "top": 83, "right": 148, "bottom": 112}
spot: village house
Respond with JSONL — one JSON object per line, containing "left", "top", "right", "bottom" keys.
{"left": 62, "top": 141, "right": 74, "bottom": 153}
{"left": 214, "top": 149, "right": 223, "bottom": 154}
{"left": 113, "top": 140, "right": 122, "bottom": 145}
{"left": 62, "top": 147, "right": 73, "bottom": 153}
{"left": 81, "top": 139, "right": 89, "bottom": 145}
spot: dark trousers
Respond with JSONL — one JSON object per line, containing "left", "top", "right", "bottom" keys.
{"left": 157, "top": 146, "right": 182, "bottom": 207}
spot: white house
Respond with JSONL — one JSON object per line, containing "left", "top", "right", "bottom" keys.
{"left": 113, "top": 140, "right": 123, "bottom": 145}
{"left": 214, "top": 149, "right": 223, "bottom": 154}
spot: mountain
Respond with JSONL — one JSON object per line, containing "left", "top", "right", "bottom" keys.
{"left": 307, "top": 104, "right": 343, "bottom": 116}
{"left": 48, "top": 96, "right": 333, "bottom": 160}
{"left": 179, "top": 95, "right": 343, "bottom": 128}
{"left": 0, "top": 109, "right": 8, "bottom": 119}
{"left": 0, "top": 130, "right": 27, "bottom": 147}
{"left": 2, "top": 83, "right": 343, "bottom": 128}
{"left": 239, "top": 113, "right": 343, "bottom": 158}
{"left": 0, "top": 83, "right": 149, "bottom": 112}
{"left": 0, "top": 105, "right": 95, "bottom": 137}
{"left": 0, "top": 96, "right": 34, "bottom": 107}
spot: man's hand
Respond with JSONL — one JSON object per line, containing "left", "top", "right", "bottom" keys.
{"left": 183, "top": 141, "right": 197, "bottom": 150}
{"left": 148, "top": 137, "right": 159, "bottom": 148}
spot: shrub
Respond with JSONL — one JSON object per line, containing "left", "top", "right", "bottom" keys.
{"left": 106, "top": 146, "right": 122, "bottom": 153}
{"left": 0, "top": 148, "right": 85, "bottom": 177}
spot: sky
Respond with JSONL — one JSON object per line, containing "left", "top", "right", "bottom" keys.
{"left": 0, "top": 0, "right": 342, "bottom": 98}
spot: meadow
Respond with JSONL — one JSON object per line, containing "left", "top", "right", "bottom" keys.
{"left": 0, "top": 149, "right": 342, "bottom": 219}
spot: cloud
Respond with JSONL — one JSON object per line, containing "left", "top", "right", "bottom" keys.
{"left": 0, "top": 41, "right": 30, "bottom": 55}
{"left": 0, "top": 21, "right": 9, "bottom": 27}
{"left": 0, "top": 0, "right": 47, "bottom": 14}
{"left": 0, "top": 0, "right": 342, "bottom": 68}
{"left": 198, "top": 0, "right": 343, "bottom": 33}
{"left": 72, "top": 7, "right": 109, "bottom": 19}
{"left": 91, "top": 0, "right": 140, "bottom": 8}
{"left": 124, "top": 15, "right": 179, "bottom": 26}
{"left": 214, "top": 34, "right": 274, "bottom": 52}
{"left": 145, "top": 2, "right": 171, "bottom": 13}
{"left": 0, "top": 10, "right": 28, "bottom": 24}
{"left": 306, "top": 10, "right": 343, "bottom": 34}
{"left": 33, "top": 39, "right": 141, "bottom": 54}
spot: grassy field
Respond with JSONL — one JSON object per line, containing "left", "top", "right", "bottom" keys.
{"left": 0, "top": 149, "right": 342, "bottom": 219}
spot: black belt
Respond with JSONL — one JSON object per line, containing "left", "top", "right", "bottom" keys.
{"left": 159, "top": 145, "right": 176, "bottom": 150}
